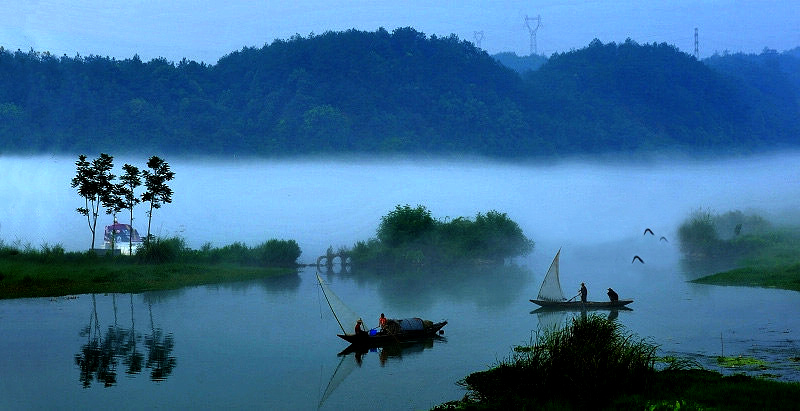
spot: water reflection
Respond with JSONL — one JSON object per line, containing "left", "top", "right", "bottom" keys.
{"left": 329, "top": 263, "right": 533, "bottom": 310}
{"left": 338, "top": 336, "right": 445, "bottom": 366}
{"left": 74, "top": 294, "right": 176, "bottom": 387}
{"left": 531, "top": 307, "right": 632, "bottom": 331}
{"left": 256, "top": 272, "right": 302, "bottom": 294}
{"left": 320, "top": 337, "right": 444, "bottom": 407}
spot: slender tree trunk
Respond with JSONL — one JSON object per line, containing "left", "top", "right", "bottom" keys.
{"left": 129, "top": 208, "right": 135, "bottom": 255}
{"left": 147, "top": 203, "right": 154, "bottom": 243}
{"left": 90, "top": 195, "right": 100, "bottom": 250}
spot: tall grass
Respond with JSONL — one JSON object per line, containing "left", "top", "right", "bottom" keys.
{"left": 458, "top": 314, "right": 658, "bottom": 409}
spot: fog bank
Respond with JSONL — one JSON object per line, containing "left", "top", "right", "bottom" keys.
{"left": 1, "top": 152, "right": 798, "bottom": 263}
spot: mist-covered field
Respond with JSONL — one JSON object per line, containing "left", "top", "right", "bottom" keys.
{"left": 2, "top": 152, "right": 799, "bottom": 263}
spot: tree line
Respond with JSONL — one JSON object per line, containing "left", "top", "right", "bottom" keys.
{"left": 1, "top": 28, "right": 798, "bottom": 158}
{"left": 71, "top": 154, "right": 174, "bottom": 252}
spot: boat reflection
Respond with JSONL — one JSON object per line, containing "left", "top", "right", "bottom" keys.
{"left": 338, "top": 335, "right": 446, "bottom": 366}
{"left": 319, "top": 337, "right": 445, "bottom": 407}
{"left": 531, "top": 307, "right": 632, "bottom": 331}
{"left": 74, "top": 294, "right": 176, "bottom": 388}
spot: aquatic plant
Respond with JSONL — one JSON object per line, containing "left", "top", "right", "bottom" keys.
{"left": 457, "top": 314, "right": 657, "bottom": 409}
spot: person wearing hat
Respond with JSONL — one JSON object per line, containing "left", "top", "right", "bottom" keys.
{"left": 354, "top": 318, "right": 367, "bottom": 336}
{"left": 607, "top": 287, "right": 619, "bottom": 302}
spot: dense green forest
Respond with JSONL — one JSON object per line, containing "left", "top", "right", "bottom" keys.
{"left": 1, "top": 27, "right": 798, "bottom": 158}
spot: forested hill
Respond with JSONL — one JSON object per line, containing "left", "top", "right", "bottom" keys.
{"left": 0, "top": 28, "right": 797, "bottom": 158}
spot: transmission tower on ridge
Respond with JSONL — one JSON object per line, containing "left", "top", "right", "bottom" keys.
{"left": 524, "top": 14, "right": 541, "bottom": 55}
{"left": 474, "top": 31, "right": 484, "bottom": 49}
{"left": 694, "top": 27, "right": 699, "bottom": 59}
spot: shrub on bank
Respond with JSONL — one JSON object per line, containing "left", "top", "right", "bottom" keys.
{"left": 349, "top": 204, "right": 534, "bottom": 268}
{"left": 452, "top": 315, "right": 657, "bottom": 409}
{"left": 677, "top": 209, "right": 800, "bottom": 272}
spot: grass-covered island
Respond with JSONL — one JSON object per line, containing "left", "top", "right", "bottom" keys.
{"left": 0, "top": 237, "right": 301, "bottom": 299}
{"left": 433, "top": 315, "right": 800, "bottom": 410}
{"left": 677, "top": 209, "right": 800, "bottom": 292}
{"left": 345, "top": 204, "right": 534, "bottom": 268}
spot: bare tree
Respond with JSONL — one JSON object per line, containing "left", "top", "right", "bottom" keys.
{"left": 141, "top": 156, "right": 175, "bottom": 242}
{"left": 71, "top": 154, "right": 116, "bottom": 250}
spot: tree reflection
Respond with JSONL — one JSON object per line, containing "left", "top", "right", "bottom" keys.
{"left": 333, "top": 263, "right": 533, "bottom": 311}
{"left": 144, "top": 301, "right": 176, "bottom": 381}
{"left": 74, "top": 293, "right": 175, "bottom": 387}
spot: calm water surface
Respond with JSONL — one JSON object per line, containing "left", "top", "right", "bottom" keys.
{"left": 1, "top": 253, "right": 799, "bottom": 410}
{"left": 1, "top": 155, "right": 799, "bottom": 409}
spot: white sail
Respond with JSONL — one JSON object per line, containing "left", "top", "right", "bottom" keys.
{"left": 536, "top": 249, "right": 567, "bottom": 302}
{"left": 316, "top": 273, "right": 363, "bottom": 336}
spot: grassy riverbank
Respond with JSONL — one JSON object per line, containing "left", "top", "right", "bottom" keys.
{"left": 0, "top": 259, "right": 293, "bottom": 299}
{"left": 676, "top": 209, "right": 800, "bottom": 293}
{"left": 433, "top": 315, "right": 800, "bottom": 410}
{"left": 0, "top": 238, "right": 300, "bottom": 299}
{"left": 691, "top": 263, "right": 800, "bottom": 292}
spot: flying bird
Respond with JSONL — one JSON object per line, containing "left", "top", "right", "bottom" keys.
{"left": 643, "top": 228, "right": 654, "bottom": 236}
{"left": 632, "top": 255, "right": 645, "bottom": 264}
{"left": 660, "top": 236, "right": 668, "bottom": 242}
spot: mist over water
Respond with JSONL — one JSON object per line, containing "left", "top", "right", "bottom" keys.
{"left": 1, "top": 152, "right": 799, "bottom": 263}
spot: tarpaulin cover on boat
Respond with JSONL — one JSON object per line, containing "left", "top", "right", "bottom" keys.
{"left": 396, "top": 318, "right": 424, "bottom": 331}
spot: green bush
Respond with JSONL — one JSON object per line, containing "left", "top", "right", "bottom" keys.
{"left": 377, "top": 204, "right": 435, "bottom": 247}
{"left": 352, "top": 205, "right": 534, "bottom": 267}
{"left": 677, "top": 209, "right": 800, "bottom": 270}
{"left": 458, "top": 314, "right": 657, "bottom": 409}
{"left": 136, "top": 236, "right": 186, "bottom": 264}
{"left": 253, "top": 239, "right": 301, "bottom": 267}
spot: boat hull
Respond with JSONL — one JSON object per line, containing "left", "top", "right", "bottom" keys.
{"left": 337, "top": 321, "right": 447, "bottom": 346}
{"left": 529, "top": 299, "right": 633, "bottom": 309}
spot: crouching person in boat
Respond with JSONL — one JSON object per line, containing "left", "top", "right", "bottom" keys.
{"left": 355, "top": 319, "right": 367, "bottom": 336}
{"left": 379, "top": 313, "right": 387, "bottom": 331}
{"left": 607, "top": 288, "right": 619, "bottom": 302}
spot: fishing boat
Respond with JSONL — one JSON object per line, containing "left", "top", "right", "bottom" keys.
{"left": 529, "top": 249, "right": 633, "bottom": 309}
{"left": 315, "top": 273, "right": 447, "bottom": 346}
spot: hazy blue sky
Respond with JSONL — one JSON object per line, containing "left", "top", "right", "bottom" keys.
{"left": 1, "top": 1, "right": 798, "bottom": 64}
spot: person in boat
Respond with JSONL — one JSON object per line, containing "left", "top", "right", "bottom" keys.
{"left": 379, "top": 313, "right": 387, "bottom": 331}
{"left": 607, "top": 287, "right": 619, "bottom": 302}
{"left": 579, "top": 282, "right": 587, "bottom": 303}
{"left": 354, "top": 319, "right": 367, "bottom": 336}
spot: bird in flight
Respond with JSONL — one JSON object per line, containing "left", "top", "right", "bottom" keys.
{"left": 632, "top": 255, "right": 645, "bottom": 264}
{"left": 643, "top": 228, "right": 654, "bottom": 236}
{"left": 660, "top": 236, "right": 668, "bottom": 242}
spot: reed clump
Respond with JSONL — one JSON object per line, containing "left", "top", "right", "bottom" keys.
{"left": 456, "top": 314, "right": 658, "bottom": 409}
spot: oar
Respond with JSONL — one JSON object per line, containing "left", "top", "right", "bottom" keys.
{"left": 566, "top": 292, "right": 581, "bottom": 302}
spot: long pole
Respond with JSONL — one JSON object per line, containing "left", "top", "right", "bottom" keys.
{"left": 316, "top": 274, "right": 347, "bottom": 335}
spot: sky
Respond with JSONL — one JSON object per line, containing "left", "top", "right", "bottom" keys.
{"left": 1, "top": 1, "right": 798, "bottom": 64}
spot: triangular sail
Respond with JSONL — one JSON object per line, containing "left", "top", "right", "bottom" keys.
{"left": 316, "top": 273, "right": 363, "bottom": 336}
{"left": 536, "top": 249, "right": 566, "bottom": 302}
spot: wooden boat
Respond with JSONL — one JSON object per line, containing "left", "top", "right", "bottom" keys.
{"left": 316, "top": 273, "right": 447, "bottom": 346}
{"left": 530, "top": 248, "right": 633, "bottom": 309}
{"left": 337, "top": 319, "right": 448, "bottom": 346}
{"left": 530, "top": 299, "right": 633, "bottom": 308}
